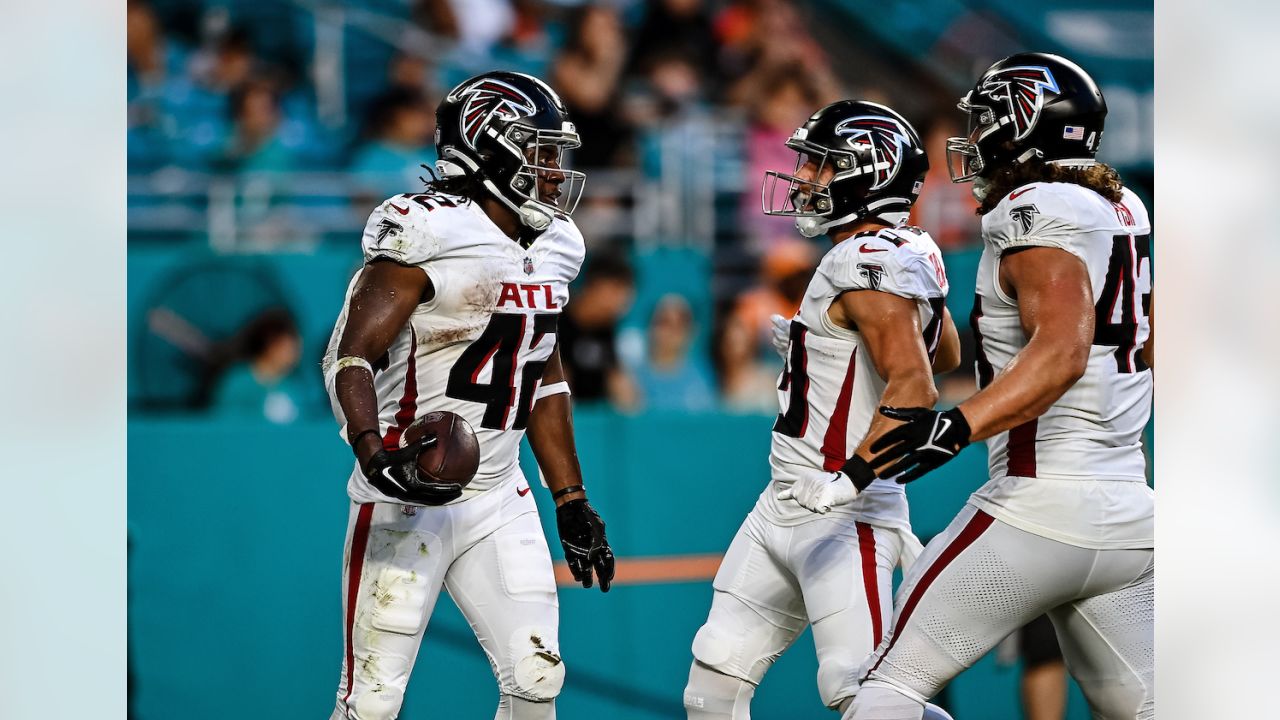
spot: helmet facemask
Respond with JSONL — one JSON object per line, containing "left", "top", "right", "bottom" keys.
{"left": 491, "top": 121, "right": 586, "bottom": 232}
{"left": 946, "top": 95, "right": 997, "bottom": 184}
{"left": 761, "top": 135, "right": 862, "bottom": 238}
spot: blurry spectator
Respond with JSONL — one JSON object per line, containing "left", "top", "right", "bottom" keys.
{"left": 630, "top": 0, "right": 720, "bottom": 91}
{"left": 713, "top": 312, "right": 779, "bottom": 413}
{"left": 349, "top": 87, "right": 438, "bottom": 200}
{"left": 552, "top": 4, "right": 631, "bottom": 169}
{"left": 731, "top": 237, "right": 818, "bottom": 356}
{"left": 214, "top": 309, "right": 309, "bottom": 424}
{"left": 439, "top": 0, "right": 515, "bottom": 55}
{"left": 909, "top": 117, "right": 982, "bottom": 250}
{"left": 387, "top": 52, "right": 439, "bottom": 97}
{"left": 559, "top": 253, "right": 639, "bottom": 410}
{"left": 737, "top": 63, "right": 828, "bottom": 249}
{"left": 128, "top": 0, "right": 188, "bottom": 169}
{"left": 216, "top": 81, "right": 299, "bottom": 172}
{"left": 632, "top": 294, "right": 716, "bottom": 412}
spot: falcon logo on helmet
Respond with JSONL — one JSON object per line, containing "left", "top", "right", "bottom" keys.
{"left": 979, "top": 66, "right": 1060, "bottom": 142}
{"left": 451, "top": 79, "right": 538, "bottom": 150}
{"left": 835, "top": 116, "right": 911, "bottom": 191}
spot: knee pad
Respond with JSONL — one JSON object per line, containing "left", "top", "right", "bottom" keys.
{"left": 351, "top": 685, "right": 405, "bottom": 720}
{"left": 506, "top": 625, "right": 565, "bottom": 702}
{"left": 816, "top": 647, "right": 864, "bottom": 708}
{"left": 684, "top": 661, "right": 756, "bottom": 719}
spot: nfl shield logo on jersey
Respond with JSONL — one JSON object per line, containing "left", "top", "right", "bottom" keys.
{"left": 523, "top": 256, "right": 535, "bottom": 275}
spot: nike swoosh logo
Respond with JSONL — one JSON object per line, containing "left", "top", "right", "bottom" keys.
{"left": 516, "top": 486, "right": 531, "bottom": 497}
{"left": 859, "top": 243, "right": 887, "bottom": 254}
{"left": 1009, "top": 188, "right": 1034, "bottom": 200}
{"left": 389, "top": 203, "right": 410, "bottom": 215}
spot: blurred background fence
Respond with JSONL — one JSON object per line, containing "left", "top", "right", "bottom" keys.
{"left": 127, "top": 0, "right": 1151, "bottom": 717}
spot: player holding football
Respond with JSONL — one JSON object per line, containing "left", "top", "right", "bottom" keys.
{"left": 847, "top": 53, "right": 1154, "bottom": 720}
{"left": 682, "top": 100, "right": 960, "bottom": 719}
{"left": 322, "top": 71, "right": 614, "bottom": 720}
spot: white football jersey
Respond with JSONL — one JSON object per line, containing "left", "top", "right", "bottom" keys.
{"left": 760, "top": 226, "right": 949, "bottom": 528}
{"left": 323, "top": 192, "right": 585, "bottom": 504}
{"left": 968, "top": 181, "right": 1153, "bottom": 548}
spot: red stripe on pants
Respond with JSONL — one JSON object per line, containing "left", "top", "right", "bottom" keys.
{"left": 1006, "top": 419, "right": 1038, "bottom": 477}
{"left": 856, "top": 522, "right": 882, "bottom": 645}
{"left": 342, "top": 503, "right": 376, "bottom": 709}
{"left": 867, "top": 509, "right": 995, "bottom": 676}
{"left": 820, "top": 348, "right": 858, "bottom": 471}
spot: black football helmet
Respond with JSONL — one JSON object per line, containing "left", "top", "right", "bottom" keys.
{"left": 947, "top": 52, "right": 1106, "bottom": 187}
{"left": 762, "top": 100, "right": 928, "bottom": 238}
{"left": 435, "top": 71, "right": 585, "bottom": 232}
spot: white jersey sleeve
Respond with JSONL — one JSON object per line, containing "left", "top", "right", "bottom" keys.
{"left": 360, "top": 196, "right": 444, "bottom": 267}
{"left": 981, "top": 181, "right": 1141, "bottom": 265}
{"left": 817, "top": 227, "right": 947, "bottom": 303}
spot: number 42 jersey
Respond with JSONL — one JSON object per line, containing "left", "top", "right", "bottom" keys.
{"left": 323, "top": 192, "right": 585, "bottom": 504}
{"left": 969, "top": 181, "right": 1153, "bottom": 549}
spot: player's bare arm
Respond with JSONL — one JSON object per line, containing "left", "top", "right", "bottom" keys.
{"left": 333, "top": 260, "right": 462, "bottom": 504}
{"left": 834, "top": 289, "right": 939, "bottom": 465}
{"left": 871, "top": 246, "right": 1094, "bottom": 482}
{"left": 958, "top": 246, "right": 1094, "bottom": 440}
{"left": 527, "top": 342, "right": 616, "bottom": 591}
{"left": 932, "top": 307, "right": 961, "bottom": 374}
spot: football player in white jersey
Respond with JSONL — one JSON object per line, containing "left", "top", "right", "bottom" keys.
{"left": 682, "top": 100, "right": 960, "bottom": 719}
{"left": 321, "top": 71, "right": 614, "bottom": 720}
{"left": 847, "top": 53, "right": 1154, "bottom": 720}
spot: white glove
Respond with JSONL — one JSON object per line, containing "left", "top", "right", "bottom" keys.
{"left": 776, "top": 467, "right": 859, "bottom": 514}
{"left": 769, "top": 314, "right": 791, "bottom": 359}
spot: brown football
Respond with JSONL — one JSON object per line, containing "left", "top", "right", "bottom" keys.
{"left": 401, "top": 411, "right": 480, "bottom": 487}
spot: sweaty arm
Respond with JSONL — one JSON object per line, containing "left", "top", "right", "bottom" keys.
{"left": 335, "top": 260, "right": 432, "bottom": 468}
{"left": 868, "top": 246, "right": 1093, "bottom": 481}
{"left": 958, "top": 246, "right": 1094, "bottom": 441}
{"left": 932, "top": 307, "right": 961, "bottom": 374}
{"left": 529, "top": 344, "right": 616, "bottom": 591}
{"left": 837, "top": 290, "right": 941, "bottom": 463}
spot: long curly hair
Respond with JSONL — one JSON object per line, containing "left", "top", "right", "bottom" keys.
{"left": 977, "top": 159, "right": 1124, "bottom": 215}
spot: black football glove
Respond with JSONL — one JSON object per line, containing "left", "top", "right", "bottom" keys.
{"left": 869, "top": 406, "right": 972, "bottom": 483}
{"left": 361, "top": 435, "right": 464, "bottom": 506}
{"left": 555, "top": 499, "right": 615, "bottom": 592}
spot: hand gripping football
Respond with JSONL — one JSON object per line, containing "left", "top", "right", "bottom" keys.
{"left": 401, "top": 411, "right": 480, "bottom": 488}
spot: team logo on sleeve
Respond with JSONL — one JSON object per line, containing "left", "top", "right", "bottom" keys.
{"left": 1009, "top": 204, "right": 1040, "bottom": 234}
{"left": 835, "top": 116, "right": 912, "bottom": 190}
{"left": 376, "top": 218, "right": 404, "bottom": 244}
{"left": 449, "top": 79, "right": 538, "bottom": 150}
{"left": 857, "top": 262, "right": 886, "bottom": 290}
{"left": 979, "top": 66, "right": 1060, "bottom": 141}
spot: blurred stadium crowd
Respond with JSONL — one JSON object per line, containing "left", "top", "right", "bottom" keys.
{"left": 128, "top": 0, "right": 1151, "bottom": 424}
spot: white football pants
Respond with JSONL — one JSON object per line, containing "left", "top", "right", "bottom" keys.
{"left": 684, "top": 505, "right": 908, "bottom": 716}
{"left": 847, "top": 504, "right": 1154, "bottom": 720}
{"left": 330, "top": 476, "right": 562, "bottom": 720}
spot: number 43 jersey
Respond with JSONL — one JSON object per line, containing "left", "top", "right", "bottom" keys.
{"left": 323, "top": 192, "right": 585, "bottom": 504}
{"left": 764, "top": 226, "right": 949, "bottom": 529}
{"left": 969, "top": 181, "right": 1153, "bottom": 549}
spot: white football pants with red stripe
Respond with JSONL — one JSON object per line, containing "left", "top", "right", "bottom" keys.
{"left": 847, "top": 504, "right": 1154, "bottom": 720}
{"left": 330, "top": 477, "right": 563, "bottom": 720}
{"left": 684, "top": 506, "right": 910, "bottom": 715}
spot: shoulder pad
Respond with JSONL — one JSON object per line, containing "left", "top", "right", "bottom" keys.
{"left": 359, "top": 194, "right": 460, "bottom": 266}
{"left": 982, "top": 182, "right": 1100, "bottom": 262}
{"left": 820, "top": 229, "right": 946, "bottom": 300}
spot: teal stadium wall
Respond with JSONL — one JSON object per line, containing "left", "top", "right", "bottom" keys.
{"left": 128, "top": 413, "right": 1091, "bottom": 720}
{"left": 128, "top": 246, "right": 1091, "bottom": 719}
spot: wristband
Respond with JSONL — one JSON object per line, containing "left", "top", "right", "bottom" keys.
{"left": 551, "top": 484, "right": 585, "bottom": 500}
{"left": 535, "top": 381, "right": 571, "bottom": 400}
{"left": 335, "top": 356, "right": 374, "bottom": 375}
{"left": 840, "top": 455, "right": 878, "bottom": 492}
